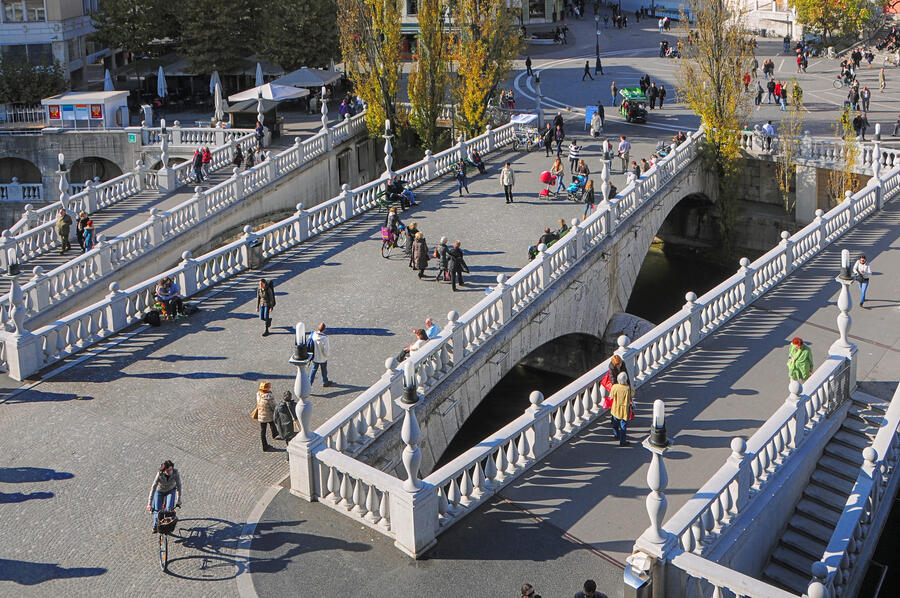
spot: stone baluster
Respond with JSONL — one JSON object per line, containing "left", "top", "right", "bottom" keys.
{"left": 738, "top": 257, "right": 754, "bottom": 305}
{"left": 340, "top": 184, "right": 354, "bottom": 220}
{"left": 495, "top": 274, "right": 512, "bottom": 325}
{"left": 3, "top": 277, "right": 42, "bottom": 381}
{"left": 683, "top": 291, "right": 702, "bottom": 345}
{"left": 829, "top": 249, "right": 858, "bottom": 387}
{"left": 614, "top": 335, "right": 638, "bottom": 382}
{"left": 93, "top": 234, "right": 112, "bottom": 275}
{"left": 526, "top": 391, "right": 551, "bottom": 461}
{"left": 83, "top": 178, "right": 98, "bottom": 213}
{"left": 807, "top": 562, "right": 829, "bottom": 598}
{"left": 485, "top": 125, "right": 495, "bottom": 152}
{"left": 444, "top": 310, "right": 465, "bottom": 364}
{"left": 381, "top": 357, "right": 402, "bottom": 422}
{"left": 28, "top": 266, "right": 49, "bottom": 312}
{"left": 536, "top": 243, "right": 550, "bottom": 288}
{"left": 319, "top": 86, "right": 329, "bottom": 134}
{"left": 147, "top": 208, "right": 164, "bottom": 246}
{"left": 727, "top": 437, "right": 752, "bottom": 514}
{"left": 457, "top": 134, "right": 467, "bottom": 164}
{"left": 786, "top": 381, "right": 807, "bottom": 448}
{"left": 383, "top": 119, "right": 394, "bottom": 180}
{"left": 0, "top": 231, "right": 12, "bottom": 273}
{"left": 288, "top": 321, "right": 326, "bottom": 501}
{"left": 104, "top": 281, "right": 129, "bottom": 332}
{"left": 177, "top": 251, "right": 198, "bottom": 296}
{"left": 814, "top": 209, "right": 826, "bottom": 250}
{"left": 192, "top": 186, "right": 207, "bottom": 223}
{"left": 779, "top": 230, "right": 794, "bottom": 276}
{"left": 232, "top": 167, "right": 245, "bottom": 201}
{"left": 293, "top": 203, "right": 309, "bottom": 242}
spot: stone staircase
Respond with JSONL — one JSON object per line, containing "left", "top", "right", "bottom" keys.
{"left": 761, "top": 393, "right": 890, "bottom": 594}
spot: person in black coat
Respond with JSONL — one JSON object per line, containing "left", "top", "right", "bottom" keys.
{"left": 542, "top": 123, "right": 554, "bottom": 157}
{"left": 434, "top": 237, "right": 450, "bottom": 281}
{"left": 447, "top": 240, "right": 469, "bottom": 292}
{"left": 257, "top": 279, "right": 276, "bottom": 336}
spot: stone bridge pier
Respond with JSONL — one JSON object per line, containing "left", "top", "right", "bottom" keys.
{"left": 358, "top": 155, "right": 717, "bottom": 476}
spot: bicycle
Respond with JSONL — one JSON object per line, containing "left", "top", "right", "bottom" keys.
{"left": 833, "top": 75, "right": 855, "bottom": 89}
{"left": 380, "top": 224, "right": 408, "bottom": 258}
{"left": 154, "top": 507, "right": 179, "bottom": 571}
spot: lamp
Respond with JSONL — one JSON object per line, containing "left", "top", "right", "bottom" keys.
{"left": 648, "top": 399, "right": 669, "bottom": 448}
{"left": 401, "top": 359, "right": 418, "bottom": 404}
{"left": 292, "top": 321, "right": 309, "bottom": 362}
{"left": 838, "top": 248, "right": 852, "bottom": 281}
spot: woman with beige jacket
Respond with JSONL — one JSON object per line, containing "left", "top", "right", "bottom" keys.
{"left": 256, "top": 381, "right": 278, "bottom": 451}
{"left": 609, "top": 372, "right": 634, "bottom": 446}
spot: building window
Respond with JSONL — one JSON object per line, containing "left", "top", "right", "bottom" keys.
{"left": 67, "top": 37, "right": 83, "bottom": 62}
{"left": 1, "top": 43, "right": 53, "bottom": 64}
{"left": 2, "top": 0, "right": 46, "bottom": 22}
{"left": 528, "top": 0, "right": 545, "bottom": 18}
{"left": 406, "top": 0, "right": 417, "bottom": 15}
{"left": 81, "top": 0, "right": 97, "bottom": 15}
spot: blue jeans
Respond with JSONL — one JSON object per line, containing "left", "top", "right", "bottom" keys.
{"left": 612, "top": 93, "right": 617, "bottom": 106}
{"left": 152, "top": 489, "right": 176, "bottom": 529}
{"left": 555, "top": 175, "right": 565, "bottom": 194}
{"left": 456, "top": 177, "right": 469, "bottom": 195}
{"left": 310, "top": 361, "right": 330, "bottom": 384}
{"left": 611, "top": 416, "right": 628, "bottom": 445}
{"left": 859, "top": 280, "right": 869, "bottom": 304}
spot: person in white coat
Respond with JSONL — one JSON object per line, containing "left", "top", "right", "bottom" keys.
{"left": 852, "top": 255, "right": 872, "bottom": 306}
{"left": 500, "top": 162, "right": 515, "bottom": 203}
{"left": 309, "top": 322, "right": 333, "bottom": 387}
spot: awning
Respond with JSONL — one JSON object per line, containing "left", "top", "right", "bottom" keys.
{"left": 228, "top": 83, "right": 309, "bottom": 103}
{"left": 274, "top": 66, "right": 341, "bottom": 88}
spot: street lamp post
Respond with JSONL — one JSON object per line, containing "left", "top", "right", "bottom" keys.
{"left": 595, "top": 14, "right": 600, "bottom": 58}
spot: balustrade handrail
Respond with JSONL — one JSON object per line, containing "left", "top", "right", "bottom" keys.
{"left": 669, "top": 551, "right": 798, "bottom": 598}
{"left": 815, "top": 383, "right": 900, "bottom": 593}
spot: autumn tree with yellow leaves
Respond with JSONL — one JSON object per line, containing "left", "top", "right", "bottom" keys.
{"left": 337, "top": 0, "right": 402, "bottom": 137}
{"left": 677, "top": 0, "right": 751, "bottom": 248}
{"left": 408, "top": 0, "right": 449, "bottom": 149}
{"left": 450, "top": 0, "right": 523, "bottom": 138}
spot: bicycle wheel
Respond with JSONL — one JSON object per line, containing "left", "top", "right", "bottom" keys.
{"left": 381, "top": 240, "right": 393, "bottom": 258}
{"left": 158, "top": 532, "right": 168, "bottom": 571}
{"left": 833, "top": 79, "right": 842, "bottom": 89}
{"left": 396, "top": 228, "right": 409, "bottom": 249}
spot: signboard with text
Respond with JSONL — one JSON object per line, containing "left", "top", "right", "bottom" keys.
{"left": 62, "top": 105, "right": 75, "bottom": 120}
{"left": 90, "top": 104, "right": 103, "bottom": 120}
{"left": 75, "top": 104, "right": 89, "bottom": 120}
{"left": 48, "top": 105, "right": 61, "bottom": 119}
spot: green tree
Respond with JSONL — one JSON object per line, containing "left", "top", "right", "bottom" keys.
{"left": 90, "top": 0, "right": 163, "bottom": 57}
{"left": 180, "top": 0, "right": 259, "bottom": 73}
{"left": 775, "top": 79, "right": 804, "bottom": 214}
{"left": 451, "top": 0, "right": 523, "bottom": 137}
{"left": 337, "top": 0, "right": 402, "bottom": 136}
{"left": 0, "top": 60, "right": 67, "bottom": 104}
{"left": 677, "top": 0, "right": 750, "bottom": 248}
{"left": 258, "top": 0, "right": 339, "bottom": 71}
{"left": 826, "top": 108, "right": 861, "bottom": 206}
{"left": 407, "top": 0, "right": 448, "bottom": 149}
{"left": 788, "top": 0, "right": 884, "bottom": 40}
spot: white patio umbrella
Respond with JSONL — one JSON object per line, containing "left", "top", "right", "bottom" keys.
{"left": 103, "top": 69, "right": 114, "bottom": 91}
{"left": 214, "top": 81, "right": 225, "bottom": 122}
{"left": 209, "top": 70, "right": 221, "bottom": 95}
{"left": 255, "top": 62, "right": 264, "bottom": 87}
{"left": 157, "top": 65, "right": 167, "bottom": 98}
{"left": 228, "top": 82, "right": 308, "bottom": 102}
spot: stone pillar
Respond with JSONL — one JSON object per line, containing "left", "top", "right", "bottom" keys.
{"left": 445, "top": 310, "right": 466, "bottom": 366}
{"left": 485, "top": 125, "right": 495, "bottom": 153}
{"left": 380, "top": 358, "right": 403, "bottom": 423}
{"left": 7, "top": 178, "right": 23, "bottom": 202}
{"left": 683, "top": 292, "right": 702, "bottom": 345}
{"left": 147, "top": 208, "right": 164, "bottom": 246}
{"left": 239, "top": 225, "right": 260, "bottom": 269}
{"left": 0, "top": 231, "right": 13, "bottom": 273}
{"left": 779, "top": 231, "right": 794, "bottom": 276}
{"left": 232, "top": 168, "right": 245, "bottom": 201}
{"left": 3, "top": 279, "right": 42, "bottom": 382}
{"left": 383, "top": 119, "right": 394, "bottom": 180}
{"left": 28, "top": 267, "right": 49, "bottom": 312}
{"left": 726, "top": 437, "right": 752, "bottom": 514}
{"left": 83, "top": 179, "right": 98, "bottom": 214}
{"left": 614, "top": 335, "right": 638, "bottom": 382}
{"left": 93, "top": 234, "right": 112, "bottom": 275}
{"left": 57, "top": 153, "right": 70, "bottom": 211}
{"left": 192, "top": 187, "right": 207, "bottom": 223}
{"left": 536, "top": 244, "right": 550, "bottom": 288}
{"left": 104, "top": 282, "right": 129, "bottom": 332}
{"left": 424, "top": 150, "right": 435, "bottom": 180}
{"left": 738, "top": 257, "right": 754, "bottom": 305}
{"left": 340, "top": 184, "right": 354, "bottom": 220}
{"left": 526, "top": 391, "right": 551, "bottom": 460}
{"left": 177, "top": 251, "right": 199, "bottom": 296}
{"left": 794, "top": 163, "right": 818, "bottom": 225}
{"left": 495, "top": 274, "right": 512, "bottom": 324}
{"left": 785, "top": 381, "right": 807, "bottom": 447}
{"left": 288, "top": 323, "right": 324, "bottom": 502}
{"left": 457, "top": 135, "right": 467, "bottom": 163}
{"left": 293, "top": 203, "right": 309, "bottom": 242}
{"left": 829, "top": 250, "right": 858, "bottom": 388}
{"left": 156, "top": 119, "right": 177, "bottom": 193}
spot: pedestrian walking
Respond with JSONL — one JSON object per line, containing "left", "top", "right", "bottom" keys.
{"left": 309, "top": 322, "right": 333, "bottom": 387}
{"left": 766, "top": 79, "right": 776, "bottom": 104}
{"left": 434, "top": 237, "right": 450, "bottom": 282}
{"left": 611, "top": 81, "right": 618, "bottom": 106}
{"left": 554, "top": 125, "right": 565, "bottom": 157}
{"left": 82, "top": 219, "right": 95, "bottom": 252}
{"left": 609, "top": 372, "right": 633, "bottom": 446}
{"left": 861, "top": 86, "right": 871, "bottom": 113}
{"left": 574, "top": 579, "right": 609, "bottom": 598}
{"left": 500, "top": 161, "right": 515, "bottom": 203}
{"left": 521, "top": 583, "right": 542, "bottom": 598}
{"left": 879, "top": 68, "right": 886, "bottom": 92}
{"left": 55, "top": 208, "right": 72, "bottom": 254}
{"left": 245, "top": 147, "right": 256, "bottom": 169}
{"left": 762, "top": 120, "right": 776, "bottom": 150}
{"left": 525, "top": 55, "right": 533, "bottom": 77}
{"left": 76, "top": 210, "right": 89, "bottom": 251}
{"left": 658, "top": 85, "right": 666, "bottom": 108}
{"left": 253, "top": 381, "right": 279, "bottom": 451}
{"left": 754, "top": 81, "right": 763, "bottom": 107}
{"left": 550, "top": 157, "right": 565, "bottom": 195}
{"left": 590, "top": 109, "right": 603, "bottom": 137}
{"left": 567, "top": 139, "right": 581, "bottom": 173}
{"left": 542, "top": 123, "right": 554, "bottom": 157}
{"left": 233, "top": 144, "right": 244, "bottom": 169}
{"left": 582, "top": 60, "right": 594, "bottom": 81}
{"left": 191, "top": 147, "right": 204, "bottom": 182}
{"left": 455, "top": 159, "right": 470, "bottom": 196}
{"left": 787, "top": 337, "right": 813, "bottom": 382}
{"left": 852, "top": 254, "right": 872, "bottom": 306}
{"left": 582, "top": 179, "right": 595, "bottom": 218}
{"left": 742, "top": 72, "right": 751, "bottom": 92}
{"left": 201, "top": 146, "right": 212, "bottom": 179}
{"left": 410, "top": 232, "right": 430, "bottom": 278}
{"left": 255, "top": 120, "right": 265, "bottom": 149}
{"left": 648, "top": 82, "right": 659, "bottom": 109}
{"left": 617, "top": 135, "right": 631, "bottom": 172}
{"left": 256, "top": 278, "right": 275, "bottom": 336}
{"left": 447, "top": 240, "right": 469, "bottom": 292}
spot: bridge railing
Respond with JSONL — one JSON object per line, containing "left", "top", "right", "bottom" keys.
{"left": 0, "top": 119, "right": 515, "bottom": 379}
{"left": 0, "top": 181, "right": 43, "bottom": 202}
{"left": 140, "top": 124, "right": 256, "bottom": 147}
{"left": 809, "top": 383, "right": 900, "bottom": 597}
{"left": 667, "top": 552, "right": 798, "bottom": 598}
{"left": 739, "top": 130, "right": 900, "bottom": 170}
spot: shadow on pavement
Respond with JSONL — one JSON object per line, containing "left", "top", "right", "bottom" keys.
{"left": 0, "top": 558, "right": 105, "bottom": 585}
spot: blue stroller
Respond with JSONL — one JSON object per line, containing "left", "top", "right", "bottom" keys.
{"left": 566, "top": 174, "right": 587, "bottom": 202}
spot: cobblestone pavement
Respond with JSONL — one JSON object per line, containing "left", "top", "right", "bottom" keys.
{"left": 3, "top": 15, "right": 900, "bottom": 598}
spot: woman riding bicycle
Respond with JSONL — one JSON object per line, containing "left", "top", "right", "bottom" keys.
{"left": 147, "top": 460, "right": 182, "bottom": 532}
{"left": 385, "top": 207, "right": 404, "bottom": 247}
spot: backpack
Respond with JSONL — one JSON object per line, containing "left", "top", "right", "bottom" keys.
{"left": 305, "top": 334, "right": 315, "bottom": 358}
{"left": 142, "top": 310, "right": 161, "bottom": 326}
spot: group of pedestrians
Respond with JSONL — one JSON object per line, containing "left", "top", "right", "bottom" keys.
{"left": 407, "top": 232, "right": 469, "bottom": 291}
{"left": 520, "top": 579, "right": 608, "bottom": 598}
{"left": 55, "top": 208, "right": 95, "bottom": 254}
{"left": 232, "top": 144, "right": 267, "bottom": 171}
{"left": 191, "top": 146, "right": 213, "bottom": 183}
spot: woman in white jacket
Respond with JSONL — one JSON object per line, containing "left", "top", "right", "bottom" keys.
{"left": 852, "top": 255, "right": 872, "bottom": 306}
{"left": 309, "top": 322, "right": 332, "bottom": 387}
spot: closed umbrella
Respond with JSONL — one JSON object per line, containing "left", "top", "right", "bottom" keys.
{"left": 103, "top": 69, "right": 114, "bottom": 91}
{"left": 157, "top": 65, "right": 167, "bottom": 98}
{"left": 214, "top": 81, "right": 225, "bottom": 122}
{"left": 209, "top": 70, "right": 221, "bottom": 95}
{"left": 255, "top": 62, "right": 264, "bottom": 87}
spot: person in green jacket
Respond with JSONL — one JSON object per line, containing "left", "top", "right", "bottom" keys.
{"left": 787, "top": 337, "right": 813, "bottom": 381}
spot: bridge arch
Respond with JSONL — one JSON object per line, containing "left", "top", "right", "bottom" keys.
{"left": 69, "top": 157, "right": 123, "bottom": 184}
{"left": 0, "top": 157, "right": 42, "bottom": 183}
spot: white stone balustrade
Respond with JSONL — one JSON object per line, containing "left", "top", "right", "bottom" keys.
{"left": 667, "top": 552, "right": 798, "bottom": 598}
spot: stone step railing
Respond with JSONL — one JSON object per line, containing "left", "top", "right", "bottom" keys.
{"left": 0, "top": 119, "right": 516, "bottom": 380}
{"left": 0, "top": 180, "right": 43, "bottom": 202}
{"left": 659, "top": 357, "right": 850, "bottom": 558}
{"left": 287, "top": 137, "right": 899, "bottom": 557}
{"left": 667, "top": 552, "right": 798, "bottom": 598}
{"left": 397, "top": 102, "right": 455, "bottom": 122}
{"left": 808, "top": 383, "right": 900, "bottom": 598}
{"left": 739, "top": 129, "right": 900, "bottom": 171}
{"left": 138, "top": 123, "right": 256, "bottom": 147}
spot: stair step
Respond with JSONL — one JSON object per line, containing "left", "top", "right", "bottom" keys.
{"left": 811, "top": 468, "right": 855, "bottom": 494}
{"left": 819, "top": 454, "right": 860, "bottom": 481}
{"left": 843, "top": 413, "right": 881, "bottom": 436}
{"left": 796, "top": 497, "right": 842, "bottom": 526}
{"left": 781, "top": 529, "right": 827, "bottom": 560}
{"left": 763, "top": 560, "right": 811, "bottom": 595}
{"left": 804, "top": 483, "right": 850, "bottom": 511}
{"left": 789, "top": 513, "right": 836, "bottom": 542}
{"left": 834, "top": 428, "right": 871, "bottom": 450}
{"left": 850, "top": 392, "right": 891, "bottom": 413}
{"left": 773, "top": 544, "right": 818, "bottom": 578}
{"left": 824, "top": 441, "right": 866, "bottom": 464}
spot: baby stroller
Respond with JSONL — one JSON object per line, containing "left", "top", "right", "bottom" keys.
{"left": 566, "top": 174, "right": 587, "bottom": 201}
{"left": 539, "top": 170, "right": 557, "bottom": 199}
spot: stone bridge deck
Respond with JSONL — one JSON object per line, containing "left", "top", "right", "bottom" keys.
{"left": 0, "top": 125, "right": 668, "bottom": 596}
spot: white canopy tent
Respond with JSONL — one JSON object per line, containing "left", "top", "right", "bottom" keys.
{"left": 228, "top": 83, "right": 309, "bottom": 103}
{"left": 274, "top": 67, "right": 341, "bottom": 89}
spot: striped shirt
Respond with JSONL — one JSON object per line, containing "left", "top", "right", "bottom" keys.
{"left": 568, "top": 144, "right": 580, "bottom": 161}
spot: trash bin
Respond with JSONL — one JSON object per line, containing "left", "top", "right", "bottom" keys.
{"left": 141, "top": 105, "right": 153, "bottom": 126}
{"left": 760, "top": 28, "right": 767, "bottom": 38}
{"left": 624, "top": 565, "right": 652, "bottom": 598}
{"left": 247, "top": 238, "right": 264, "bottom": 269}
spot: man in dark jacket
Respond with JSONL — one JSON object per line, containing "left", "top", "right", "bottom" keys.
{"left": 648, "top": 82, "right": 659, "bottom": 109}
{"left": 447, "top": 240, "right": 468, "bottom": 292}
{"left": 542, "top": 123, "right": 554, "bottom": 157}
{"left": 55, "top": 208, "right": 72, "bottom": 254}
{"left": 191, "top": 149, "right": 204, "bottom": 182}
{"left": 435, "top": 237, "right": 450, "bottom": 282}
{"left": 766, "top": 79, "right": 776, "bottom": 104}
{"left": 552, "top": 112, "right": 565, "bottom": 135}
